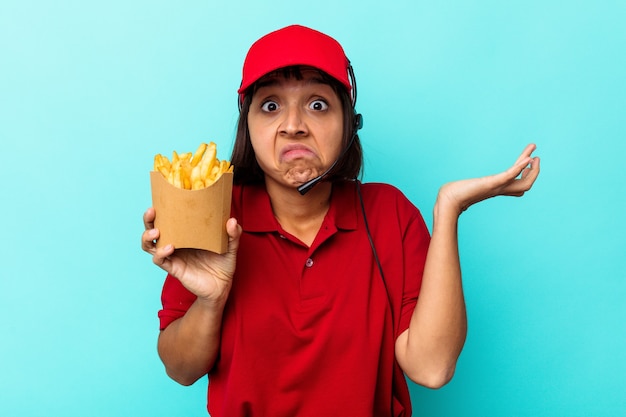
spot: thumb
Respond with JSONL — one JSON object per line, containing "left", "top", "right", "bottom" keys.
{"left": 226, "top": 218, "right": 243, "bottom": 254}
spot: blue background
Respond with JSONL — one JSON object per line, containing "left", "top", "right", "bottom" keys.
{"left": 1, "top": 1, "right": 624, "bottom": 416}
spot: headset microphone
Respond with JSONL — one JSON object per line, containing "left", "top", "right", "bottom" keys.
{"left": 297, "top": 113, "right": 363, "bottom": 195}
{"left": 295, "top": 60, "right": 362, "bottom": 195}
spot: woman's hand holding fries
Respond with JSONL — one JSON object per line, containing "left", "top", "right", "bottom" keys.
{"left": 145, "top": 141, "right": 239, "bottom": 302}
{"left": 141, "top": 208, "right": 243, "bottom": 302}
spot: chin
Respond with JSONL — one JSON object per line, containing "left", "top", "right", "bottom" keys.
{"left": 284, "top": 168, "right": 318, "bottom": 185}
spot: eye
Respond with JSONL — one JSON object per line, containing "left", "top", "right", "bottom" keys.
{"left": 309, "top": 99, "right": 328, "bottom": 111}
{"left": 261, "top": 100, "right": 279, "bottom": 112}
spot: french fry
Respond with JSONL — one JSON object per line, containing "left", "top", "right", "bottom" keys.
{"left": 178, "top": 152, "right": 192, "bottom": 163}
{"left": 191, "top": 142, "right": 207, "bottom": 167}
{"left": 154, "top": 154, "right": 170, "bottom": 177}
{"left": 172, "top": 163, "right": 183, "bottom": 189}
{"left": 153, "top": 142, "right": 232, "bottom": 190}
{"left": 220, "top": 160, "right": 231, "bottom": 173}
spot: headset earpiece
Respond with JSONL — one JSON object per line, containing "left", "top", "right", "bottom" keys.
{"left": 354, "top": 113, "right": 363, "bottom": 132}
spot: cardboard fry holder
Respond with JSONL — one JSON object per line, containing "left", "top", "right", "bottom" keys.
{"left": 150, "top": 171, "right": 233, "bottom": 254}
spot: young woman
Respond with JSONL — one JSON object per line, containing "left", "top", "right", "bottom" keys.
{"left": 142, "top": 24, "right": 540, "bottom": 417}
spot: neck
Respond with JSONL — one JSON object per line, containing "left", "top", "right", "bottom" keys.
{"left": 265, "top": 179, "right": 332, "bottom": 246}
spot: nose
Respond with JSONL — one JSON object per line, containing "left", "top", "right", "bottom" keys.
{"left": 279, "top": 105, "right": 308, "bottom": 138}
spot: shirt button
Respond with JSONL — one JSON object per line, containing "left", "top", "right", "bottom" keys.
{"left": 305, "top": 258, "right": 314, "bottom": 268}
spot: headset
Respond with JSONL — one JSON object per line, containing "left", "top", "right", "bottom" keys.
{"left": 297, "top": 61, "right": 363, "bottom": 195}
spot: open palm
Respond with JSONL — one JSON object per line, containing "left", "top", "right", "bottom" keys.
{"left": 438, "top": 144, "right": 541, "bottom": 215}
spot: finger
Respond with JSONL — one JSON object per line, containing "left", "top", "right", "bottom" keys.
{"left": 141, "top": 227, "right": 159, "bottom": 252}
{"left": 513, "top": 143, "right": 537, "bottom": 165}
{"left": 520, "top": 156, "right": 540, "bottom": 179}
{"left": 494, "top": 157, "right": 531, "bottom": 186}
{"left": 509, "top": 144, "right": 537, "bottom": 177}
{"left": 225, "top": 218, "right": 243, "bottom": 254}
{"left": 507, "top": 145, "right": 538, "bottom": 181}
{"left": 153, "top": 244, "right": 175, "bottom": 271}
{"left": 143, "top": 207, "right": 156, "bottom": 230}
{"left": 503, "top": 157, "right": 541, "bottom": 195}
{"left": 522, "top": 157, "right": 541, "bottom": 187}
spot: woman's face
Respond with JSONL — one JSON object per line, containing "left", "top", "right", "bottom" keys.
{"left": 247, "top": 68, "right": 344, "bottom": 189}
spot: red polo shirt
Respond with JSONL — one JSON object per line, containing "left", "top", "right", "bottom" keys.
{"left": 158, "top": 180, "right": 430, "bottom": 417}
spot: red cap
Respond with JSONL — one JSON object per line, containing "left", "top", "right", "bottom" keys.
{"left": 238, "top": 25, "right": 352, "bottom": 96}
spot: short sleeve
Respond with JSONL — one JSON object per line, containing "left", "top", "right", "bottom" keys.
{"left": 157, "top": 274, "right": 197, "bottom": 330}
{"left": 397, "top": 203, "right": 431, "bottom": 335}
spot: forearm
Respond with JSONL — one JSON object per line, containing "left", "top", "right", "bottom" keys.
{"left": 396, "top": 199, "right": 467, "bottom": 388}
{"left": 397, "top": 145, "right": 539, "bottom": 388}
{"left": 157, "top": 297, "right": 227, "bottom": 385}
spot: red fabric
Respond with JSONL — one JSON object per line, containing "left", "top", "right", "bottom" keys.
{"left": 238, "top": 25, "right": 351, "bottom": 95}
{"left": 158, "top": 181, "right": 430, "bottom": 416}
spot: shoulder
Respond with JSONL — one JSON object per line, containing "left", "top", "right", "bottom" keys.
{"left": 356, "top": 181, "right": 430, "bottom": 236}
{"left": 360, "top": 182, "right": 405, "bottom": 198}
{"left": 359, "top": 182, "right": 419, "bottom": 214}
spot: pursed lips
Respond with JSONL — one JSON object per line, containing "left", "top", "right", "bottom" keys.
{"left": 279, "top": 144, "right": 317, "bottom": 162}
